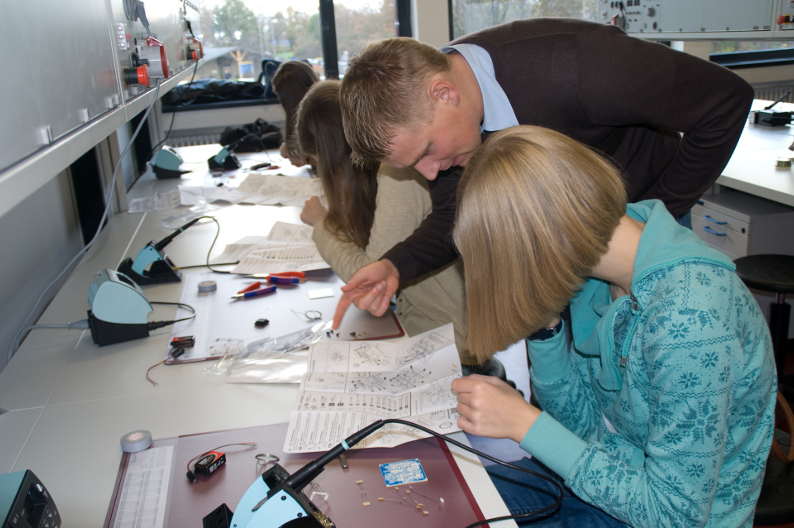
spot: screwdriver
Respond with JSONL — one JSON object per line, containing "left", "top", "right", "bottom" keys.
{"left": 231, "top": 285, "right": 277, "bottom": 300}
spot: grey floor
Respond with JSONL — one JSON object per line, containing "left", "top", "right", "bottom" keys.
{"left": 464, "top": 340, "right": 534, "bottom": 466}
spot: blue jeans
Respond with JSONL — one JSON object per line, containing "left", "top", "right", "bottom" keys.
{"left": 487, "top": 458, "right": 626, "bottom": 527}
{"left": 676, "top": 210, "right": 692, "bottom": 230}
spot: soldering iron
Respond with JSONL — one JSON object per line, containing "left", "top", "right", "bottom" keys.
{"left": 117, "top": 218, "right": 200, "bottom": 285}
{"left": 210, "top": 419, "right": 565, "bottom": 528}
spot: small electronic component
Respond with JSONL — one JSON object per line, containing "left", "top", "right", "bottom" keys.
{"left": 408, "top": 485, "right": 444, "bottom": 504}
{"left": 255, "top": 453, "right": 279, "bottom": 471}
{"left": 171, "top": 335, "right": 195, "bottom": 347}
{"left": 250, "top": 162, "right": 271, "bottom": 170}
{"left": 291, "top": 309, "right": 323, "bottom": 321}
{"left": 194, "top": 450, "right": 226, "bottom": 476}
{"left": 255, "top": 318, "right": 270, "bottom": 328}
{"left": 187, "top": 442, "right": 256, "bottom": 483}
{"left": 357, "top": 480, "right": 370, "bottom": 506}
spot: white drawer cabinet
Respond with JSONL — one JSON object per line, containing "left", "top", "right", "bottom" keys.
{"left": 692, "top": 188, "right": 794, "bottom": 338}
{"left": 692, "top": 189, "right": 794, "bottom": 258}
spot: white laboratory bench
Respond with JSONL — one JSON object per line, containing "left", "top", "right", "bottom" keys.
{"left": 716, "top": 100, "right": 794, "bottom": 207}
{"left": 0, "top": 147, "right": 515, "bottom": 528}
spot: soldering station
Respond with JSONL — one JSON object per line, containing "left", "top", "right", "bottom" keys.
{"left": 197, "top": 419, "right": 563, "bottom": 528}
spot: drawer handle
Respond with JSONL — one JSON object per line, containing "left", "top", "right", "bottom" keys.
{"left": 703, "top": 226, "right": 727, "bottom": 237}
{"left": 704, "top": 215, "right": 728, "bottom": 225}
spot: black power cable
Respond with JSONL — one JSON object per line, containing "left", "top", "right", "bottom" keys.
{"left": 285, "top": 418, "right": 565, "bottom": 527}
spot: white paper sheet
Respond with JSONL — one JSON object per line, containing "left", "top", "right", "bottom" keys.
{"left": 284, "top": 408, "right": 460, "bottom": 452}
{"left": 178, "top": 173, "right": 321, "bottom": 207}
{"left": 178, "top": 184, "right": 251, "bottom": 205}
{"left": 284, "top": 324, "right": 462, "bottom": 452}
{"left": 113, "top": 446, "right": 173, "bottom": 528}
{"left": 208, "top": 223, "right": 328, "bottom": 274}
{"left": 230, "top": 242, "right": 329, "bottom": 274}
{"left": 236, "top": 173, "right": 321, "bottom": 205}
{"left": 209, "top": 236, "right": 270, "bottom": 264}
{"left": 128, "top": 189, "right": 181, "bottom": 213}
{"left": 268, "top": 221, "right": 315, "bottom": 244}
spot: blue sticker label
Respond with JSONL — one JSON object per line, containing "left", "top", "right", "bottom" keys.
{"left": 379, "top": 458, "right": 428, "bottom": 487}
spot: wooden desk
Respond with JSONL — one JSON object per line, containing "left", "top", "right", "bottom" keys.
{"left": 0, "top": 149, "right": 515, "bottom": 527}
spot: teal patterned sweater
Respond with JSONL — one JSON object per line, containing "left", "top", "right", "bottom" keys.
{"left": 521, "top": 200, "right": 776, "bottom": 527}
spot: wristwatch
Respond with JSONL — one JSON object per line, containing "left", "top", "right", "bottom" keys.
{"left": 528, "top": 319, "right": 563, "bottom": 341}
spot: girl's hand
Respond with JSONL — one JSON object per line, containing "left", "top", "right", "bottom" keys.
{"left": 280, "top": 142, "right": 307, "bottom": 167}
{"left": 452, "top": 375, "right": 540, "bottom": 443}
{"left": 301, "top": 196, "right": 327, "bottom": 226}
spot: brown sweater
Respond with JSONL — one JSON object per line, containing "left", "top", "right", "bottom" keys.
{"left": 383, "top": 18, "right": 754, "bottom": 281}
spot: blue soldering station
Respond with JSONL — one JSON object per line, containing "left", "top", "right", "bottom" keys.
{"left": 117, "top": 217, "right": 200, "bottom": 285}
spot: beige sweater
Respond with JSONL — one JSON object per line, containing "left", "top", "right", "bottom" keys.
{"left": 312, "top": 165, "right": 472, "bottom": 364}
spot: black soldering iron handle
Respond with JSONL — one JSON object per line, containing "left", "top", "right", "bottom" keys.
{"left": 764, "top": 90, "right": 792, "bottom": 110}
{"left": 153, "top": 218, "right": 200, "bottom": 251}
{"left": 223, "top": 133, "right": 262, "bottom": 152}
{"left": 282, "top": 420, "right": 386, "bottom": 494}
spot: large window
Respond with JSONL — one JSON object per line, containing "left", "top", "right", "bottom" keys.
{"left": 450, "top": 0, "right": 598, "bottom": 40}
{"left": 712, "top": 41, "right": 794, "bottom": 54}
{"left": 193, "top": 0, "right": 401, "bottom": 79}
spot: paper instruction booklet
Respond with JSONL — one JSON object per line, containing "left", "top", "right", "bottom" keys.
{"left": 112, "top": 446, "right": 172, "bottom": 528}
{"left": 209, "top": 222, "right": 330, "bottom": 274}
{"left": 128, "top": 189, "right": 181, "bottom": 213}
{"left": 178, "top": 173, "right": 321, "bottom": 207}
{"left": 283, "top": 323, "right": 462, "bottom": 452}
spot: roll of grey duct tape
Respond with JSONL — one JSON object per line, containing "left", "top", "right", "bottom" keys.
{"left": 198, "top": 280, "right": 217, "bottom": 292}
{"left": 120, "top": 430, "right": 153, "bottom": 453}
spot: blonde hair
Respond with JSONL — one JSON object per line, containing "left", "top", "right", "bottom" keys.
{"left": 453, "top": 126, "right": 627, "bottom": 361}
{"left": 339, "top": 38, "right": 450, "bottom": 166}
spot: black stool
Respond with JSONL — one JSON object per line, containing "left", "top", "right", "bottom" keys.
{"left": 734, "top": 255, "right": 794, "bottom": 383}
{"left": 735, "top": 256, "right": 794, "bottom": 526}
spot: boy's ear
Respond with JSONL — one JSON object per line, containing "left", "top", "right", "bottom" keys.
{"left": 428, "top": 79, "right": 460, "bottom": 106}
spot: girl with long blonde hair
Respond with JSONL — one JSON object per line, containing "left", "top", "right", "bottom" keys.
{"left": 452, "top": 126, "right": 775, "bottom": 527}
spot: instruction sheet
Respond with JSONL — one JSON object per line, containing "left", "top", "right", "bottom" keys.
{"left": 178, "top": 173, "right": 321, "bottom": 207}
{"left": 284, "top": 324, "right": 462, "bottom": 452}
{"left": 128, "top": 189, "right": 181, "bottom": 213}
{"left": 112, "top": 446, "right": 172, "bottom": 528}
{"left": 209, "top": 222, "right": 329, "bottom": 275}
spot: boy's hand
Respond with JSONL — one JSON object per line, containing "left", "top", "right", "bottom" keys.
{"left": 333, "top": 260, "right": 400, "bottom": 328}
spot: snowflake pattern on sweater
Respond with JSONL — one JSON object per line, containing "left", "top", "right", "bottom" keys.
{"left": 526, "top": 201, "right": 776, "bottom": 527}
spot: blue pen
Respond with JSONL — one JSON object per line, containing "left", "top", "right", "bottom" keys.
{"left": 230, "top": 285, "right": 277, "bottom": 300}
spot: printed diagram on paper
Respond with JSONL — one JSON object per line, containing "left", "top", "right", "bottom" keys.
{"left": 284, "top": 324, "right": 462, "bottom": 452}
{"left": 128, "top": 189, "right": 181, "bottom": 213}
{"left": 179, "top": 173, "right": 321, "bottom": 207}
{"left": 236, "top": 173, "right": 321, "bottom": 206}
{"left": 208, "top": 222, "right": 329, "bottom": 275}
{"left": 268, "top": 221, "right": 314, "bottom": 245}
{"left": 112, "top": 446, "right": 172, "bottom": 528}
